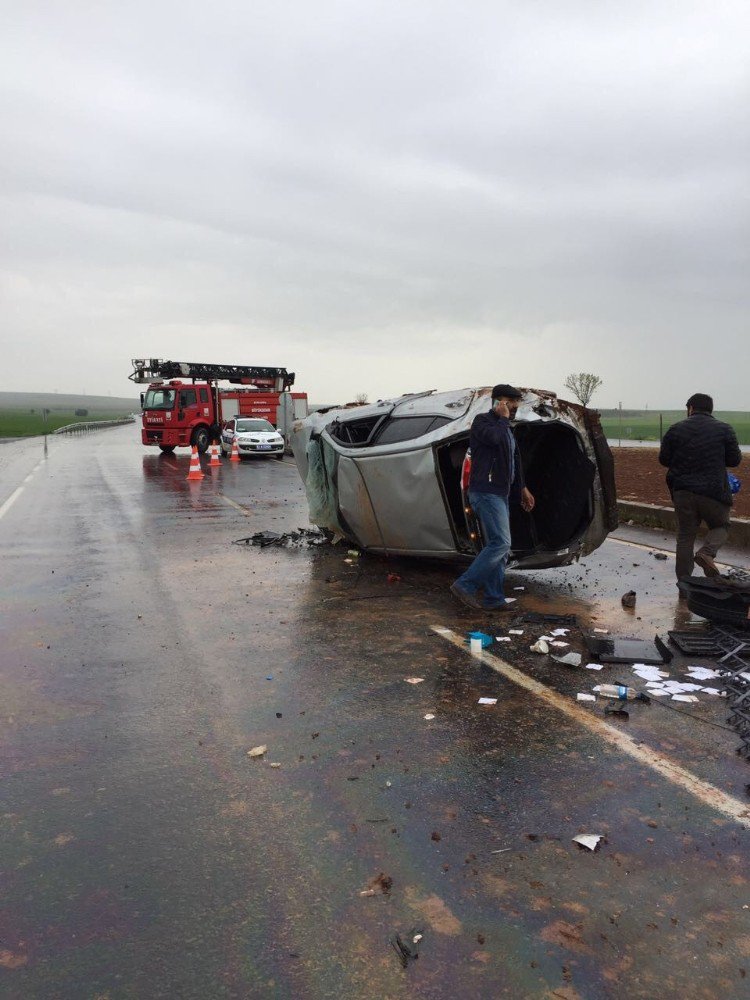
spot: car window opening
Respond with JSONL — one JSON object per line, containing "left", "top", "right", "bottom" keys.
{"left": 374, "top": 415, "right": 452, "bottom": 445}
{"left": 511, "top": 423, "right": 595, "bottom": 553}
{"left": 328, "top": 415, "right": 384, "bottom": 446}
{"left": 436, "top": 422, "right": 595, "bottom": 556}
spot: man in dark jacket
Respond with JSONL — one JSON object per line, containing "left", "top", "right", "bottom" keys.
{"left": 451, "top": 384, "right": 535, "bottom": 611}
{"left": 658, "top": 393, "right": 742, "bottom": 580}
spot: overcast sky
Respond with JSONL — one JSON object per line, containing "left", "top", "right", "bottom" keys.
{"left": 1, "top": 0, "right": 748, "bottom": 407}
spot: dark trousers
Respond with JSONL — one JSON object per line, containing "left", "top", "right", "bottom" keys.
{"left": 673, "top": 490, "right": 731, "bottom": 579}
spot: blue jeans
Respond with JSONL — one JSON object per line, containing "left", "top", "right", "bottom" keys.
{"left": 454, "top": 491, "right": 511, "bottom": 604}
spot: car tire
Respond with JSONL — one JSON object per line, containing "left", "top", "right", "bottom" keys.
{"left": 275, "top": 453, "right": 284, "bottom": 461}
{"left": 192, "top": 426, "right": 210, "bottom": 454}
{"left": 158, "top": 445, "right": 176, "bottom": 454}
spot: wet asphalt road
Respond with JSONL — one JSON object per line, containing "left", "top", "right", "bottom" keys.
{"left": 1, "top": 427, "right": 749, "bottom": 999}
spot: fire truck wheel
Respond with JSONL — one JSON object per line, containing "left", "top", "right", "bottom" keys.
{"left": 192, "top": 427, "right": 210, "bottom": 454}
{"left": 158, "top": 445, "right": 176, "bottom": 454}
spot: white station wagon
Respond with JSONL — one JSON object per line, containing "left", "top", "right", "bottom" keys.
{"left": 290, "top": 387, "right": 618, "bottom": 568}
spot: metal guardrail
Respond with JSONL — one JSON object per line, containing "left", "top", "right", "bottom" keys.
{"left": 53, "top": 418, "right": 136, "bottom": 435}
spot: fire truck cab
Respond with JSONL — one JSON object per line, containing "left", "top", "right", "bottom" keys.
{"left": 130, "top": 359, "right": 307, "bottom": 454}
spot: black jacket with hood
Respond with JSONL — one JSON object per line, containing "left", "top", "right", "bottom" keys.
{"left": 658, "top": 412, "right": 741, "bottom": 505}
{"left": 467, "top": 409, "right": 525, "bottom": 501}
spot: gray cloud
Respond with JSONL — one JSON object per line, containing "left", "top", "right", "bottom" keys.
{"left": 1, "top": 0, "right": 748, "bottom": 406}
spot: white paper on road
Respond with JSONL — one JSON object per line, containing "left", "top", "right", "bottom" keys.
{"left": 585, "top": 663, "right": 604, "bottom": 670}
{"left": 550, "top": 628, "right": 570, "bottom": 636}
{"left": 648, "top": 689, "right": 670, "bottom": 697}
{"left": 508, "top": 629, "right": 524, "bottom": 635}
{"left": 686, "top": 666, "right": 721, "bottom": 680}
{"left": 478, "top": 697, "right": 498, "bottom": 705}
{"left": 572, "top": 834, "right": 602, "bottom": 851}
{"left": 494, "top": 636, "right": 511, "bottom": 642}
{"left": 672, "top": 694, "right": 700, "bottom": 703}
{"left": 576, "top": 693, "right": 596, "bottom": 702}
{"left": 593, "top": 628, "right": 609, "bottom": 634}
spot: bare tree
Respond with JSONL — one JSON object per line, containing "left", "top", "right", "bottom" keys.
{"left": 563, "top": 373, "right": 603, "bottom": 407}
{"left": 354, "top": 392, "right": 369, "bottom": 405}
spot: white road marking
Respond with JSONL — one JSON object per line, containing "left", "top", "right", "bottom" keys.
{"left": 432, "top": 625, "right": 750, "bottom": 828}
{"left": 0, "top": 486, "right": 24, "bottom": 520}
{"left": 219, "top": 494, "right": 254, "bottom": 516}
{"left": 609, "top": 535, "right": 739, "bottom": 571}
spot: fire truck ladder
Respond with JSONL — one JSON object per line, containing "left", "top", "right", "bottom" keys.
{"left": 130, "top": 359, "right": 295, "bottom": 389}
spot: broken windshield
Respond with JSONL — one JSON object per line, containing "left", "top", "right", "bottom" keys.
{"left": 143, "top": 388, "right": 176, "bottom": 411}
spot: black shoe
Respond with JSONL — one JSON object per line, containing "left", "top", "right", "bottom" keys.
{"left": 483, "top": 599, "right": 513, "bottom": 612}
{"left": 695, "top": 551, "right": 721, "bottom": 577}
{"left": 450, "top": 583, "right": 483, "bottom": 610}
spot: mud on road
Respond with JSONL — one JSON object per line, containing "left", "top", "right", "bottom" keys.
{"left": 1, "top": 428, "right": 748, "bottom": 999}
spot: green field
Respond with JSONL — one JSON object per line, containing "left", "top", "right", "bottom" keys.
{"left": 0, "top": 408, "right": 134, "bottom": 437}
{"left": 599, "top": 410, "right": 750, "bottom": 445}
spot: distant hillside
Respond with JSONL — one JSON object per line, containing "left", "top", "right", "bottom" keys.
{"left": 0, "top": 391, "right": 138, "bottom": 412}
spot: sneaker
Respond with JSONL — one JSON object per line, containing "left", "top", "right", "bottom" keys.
{"left": 695, "top": 551, "right": 720, "bottom": 577}
{"left": 450, "top": 583, "right": 483, "bottom": 610}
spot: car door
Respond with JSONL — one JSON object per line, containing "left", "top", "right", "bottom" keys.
{"left": 222, "top": 419, "right": 236, "bottom": 451}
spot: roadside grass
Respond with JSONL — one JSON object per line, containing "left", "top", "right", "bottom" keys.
{"left": 599, "top": 410, "right": 750, "bottom": 445}
{"left": 0, "top": 408, "right": 133, "bottom": 437}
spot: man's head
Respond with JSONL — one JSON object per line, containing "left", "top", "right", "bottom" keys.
{"left": 686, "top": 392, "right": 713, "bottom": 416}
{"left": 491, "top": 383, "right": 523, "bottom": 418}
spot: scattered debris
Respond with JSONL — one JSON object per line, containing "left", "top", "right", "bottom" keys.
{"left": 576, "top": 693, "right": 596, "bottom": 702}
{"left": 359, "top": 872, "right": 393, "bottom": 897}
{"left": 387, "top": 573, "right": 402, "bottom": 583}
{"left": 390, "top": 929, "right": 424, "bottom": 968}
{"left": 269, "top": 762, "right": 281, "bottom": 768}
{"left": 653, "top": 552, "right": 668, "bottom": 561}
{"left": 530, "top": 639, "right": 550, "bottom": 654}
{"left": 584, "top": 634, "right": 672, "bottom": 665}
{"left": 494, "top": 636, "right": 512, "bottom": 643}
{"left": 593, "top": 627, "right": 609, "bottom": 634}
{"left": 234, "top": 528, "right": 328, "bottom": 549}
{"left": 478, "top": 697, "right": 498, "bottom": 705}
{"left": 585, "top": 663, "right": 604, "bottom": 671}
{"left": 246, "top": 745, "right": 268, "bottom": 758}
{"left": 490, "top": 848, "right": 511, "bottom": 854}
{"left": 621, "top": 591, "right": 637, "bottom": 608}
{"left": 508, "top": 629, "right": 524, "bottom": 635}
{"left": 572, "top": 834, "right": 602, "bottom": 851}
{"left": 553, "top": 652, "right": 582, "bottom": 666}
{"left": 424, "top": 713, "right": 436, "bottom": 721}
{"left": 467, "top": 631, "right": 493, "bottom": 648}
{"left": 404, "top": 677, "right": 425, "bottom": 685}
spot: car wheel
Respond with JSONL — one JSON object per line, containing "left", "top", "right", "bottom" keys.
{"left": 158, "top": 445, "right": 176, "bottom": 454}
{"left": 275, "top": 453, "right": 284, "bottom": 461}
{"left": 192, "top": 426, "right": 210, "bottom": 454}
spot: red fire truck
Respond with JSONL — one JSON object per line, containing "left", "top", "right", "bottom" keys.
{"left": 130, "top": 359, "right": 309, "bottom": 454}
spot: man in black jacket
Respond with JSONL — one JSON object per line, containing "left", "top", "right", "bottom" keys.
{"left": 658, "top": 393, "right": 742, "bottom": 580}
{"left": 451, "top": 384, "right": 535, "bottom": 611}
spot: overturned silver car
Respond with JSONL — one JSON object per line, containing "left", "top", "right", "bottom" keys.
{"left": 290, "top": 387, "right": 618, "bottom": 569}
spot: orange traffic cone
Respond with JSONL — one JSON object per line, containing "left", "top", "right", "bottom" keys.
{"left": 230, "top": 437, "right": 241, "bottom": 463}
{"left": 209, "top": 441, "right": 222, "bottom": 468}
{"left": 186, "top": 446, "right": 204, "bottom": 481}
